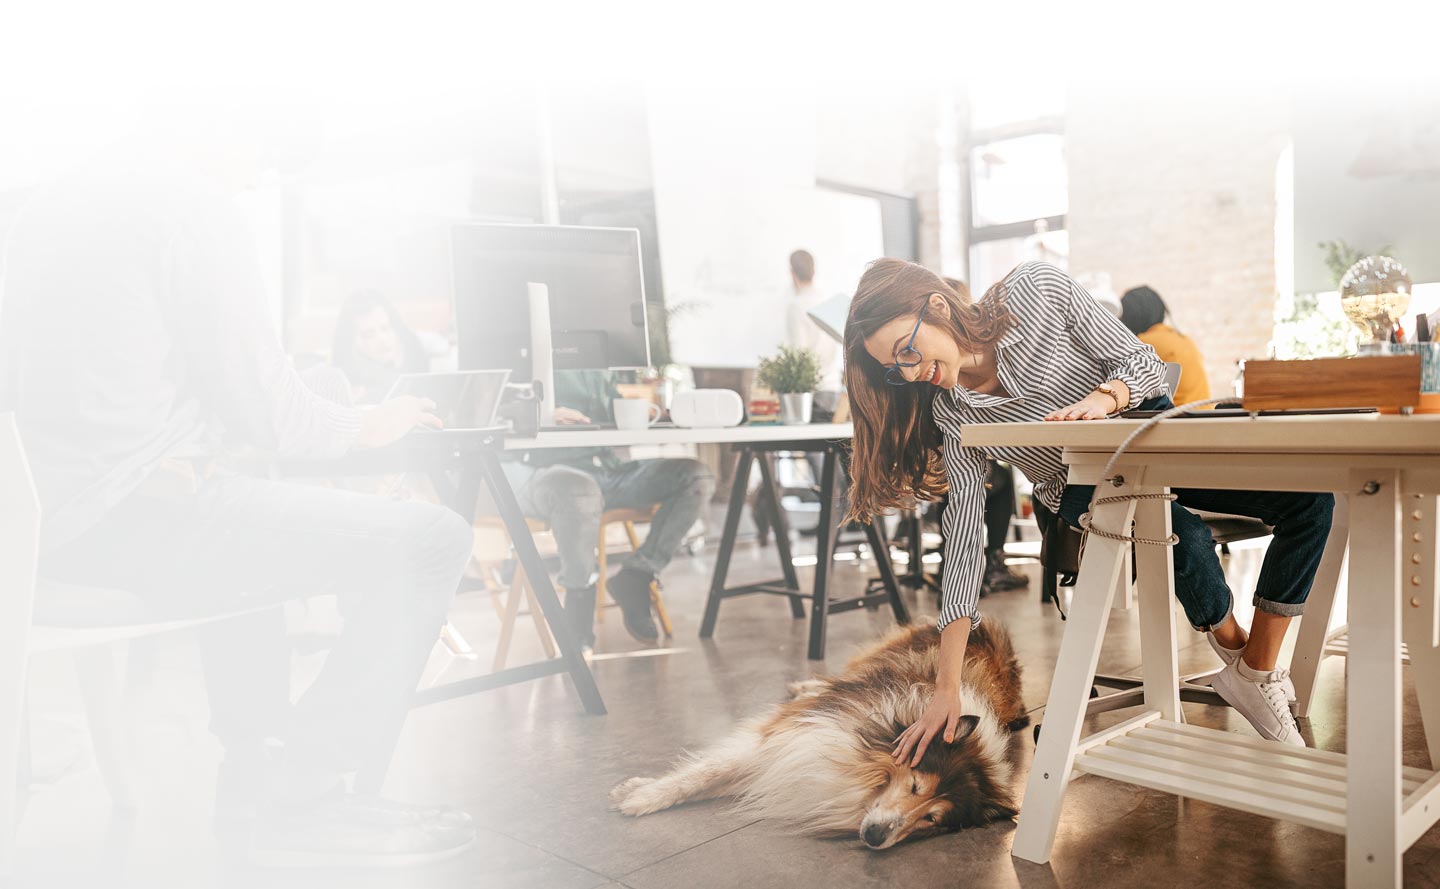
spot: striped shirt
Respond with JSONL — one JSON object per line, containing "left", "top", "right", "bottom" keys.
{"left": 933, "top": 262, "right": 1167, "bottom": 632}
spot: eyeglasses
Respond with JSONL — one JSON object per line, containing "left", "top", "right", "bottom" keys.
{"left": 884, "top": 305, "right": 927, "bottom": 386}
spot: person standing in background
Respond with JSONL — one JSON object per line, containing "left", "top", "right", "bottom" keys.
{"left": 785, "top": 250, "right": 842, "bottom": 391}
{"left": 1120, "top": 285, "right": 1211, "bottom": 405}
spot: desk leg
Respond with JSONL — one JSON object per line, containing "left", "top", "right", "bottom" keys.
{"left": 477, "top": 452, "right": 606, "bottom": 717}
{"left": 1292, "top": 493, "right": 1350, "bottom": 719}
{"left": 1134, "top": 492, "right": 1181, "bottom": 722}
{"left": 700, "top": 448, "right": 755, "bottom": 639}
{"left": 807, "top": 448, "right": 840, "bottom": 661}
{"left": 1012, "top": 471, "right": 1145, "bottom": 864}
{"left": 757, "top": 452, "right": 805, "bottom": 618}
{"left": 1346, "top": 469, "right": 1402, "bottom": 889}
{"left": 864, "top": 519, "right": 910, "bottom": 625}
{"left": 1403, "top": 494, "right": 1440, "bottom": 768}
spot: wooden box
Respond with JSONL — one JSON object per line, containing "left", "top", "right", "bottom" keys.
{"left": 1241, "top": 356, "right": 1422, "bottom": 411}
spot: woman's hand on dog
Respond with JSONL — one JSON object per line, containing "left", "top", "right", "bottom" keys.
{"left": 893, "top": 689, "right": 966, "bottom": 767}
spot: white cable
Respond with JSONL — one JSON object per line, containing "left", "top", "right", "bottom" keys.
{"left": 1078, "top": 397, "right": 1232, "bottom": 550}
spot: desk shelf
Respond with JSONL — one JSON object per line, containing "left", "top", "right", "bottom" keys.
{"left": 1072, "top": 713, "right": 1437, "bottom": 840}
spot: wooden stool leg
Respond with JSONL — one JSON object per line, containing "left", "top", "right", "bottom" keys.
{"left": 620, "top": 520, "right": 674, "bottom": 637}
{"left": 493, "top": 564, "right": 526, "bottom": 673}
{"left": 650, "top": 581, "right": 674, "bottom": 637}
{"left": 596, "top": 526, "right": 610, "bottom": 620}
{"left": 522, "top": 577, "right": 558, "bottom": 659}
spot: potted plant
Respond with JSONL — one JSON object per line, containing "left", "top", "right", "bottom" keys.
{"left": 756, "top": 346, "right": 821, "bottom": 425}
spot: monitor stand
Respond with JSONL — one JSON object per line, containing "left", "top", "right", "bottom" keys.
{"left": 528, "top": 281, "right": 556, "bottom": 426}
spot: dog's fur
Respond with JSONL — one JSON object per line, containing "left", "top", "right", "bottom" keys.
{"left": 611, "top": 622, "right": 1028, "bottom": 849}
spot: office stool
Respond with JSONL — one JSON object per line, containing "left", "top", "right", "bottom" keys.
{"left": 596, "top": 506, "right": 674, "bottom": 638}
{"left": 474, "top": 516, "right": 557, "bottom": 671}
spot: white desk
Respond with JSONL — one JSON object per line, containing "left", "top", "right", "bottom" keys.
{"left": 503, "top": 422, "right": 853, "bottom": 450}
{"left": 501, "top": 422, "right": 908, "bottom": 660}
{"left": 962, "top": 414, "right": 1440, "bottom": 888}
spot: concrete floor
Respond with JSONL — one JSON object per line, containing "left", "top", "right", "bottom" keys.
{"left": 13, "top": 518, "right": 1440, "bottom": 889}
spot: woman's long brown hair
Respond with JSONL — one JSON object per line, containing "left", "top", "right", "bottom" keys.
{"left": 843, "top": 259, "right": 1017, "bottom": 522}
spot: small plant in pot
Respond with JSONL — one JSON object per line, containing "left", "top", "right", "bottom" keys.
{"left": 757, "top": 346, "right": 821, "bottom": 425}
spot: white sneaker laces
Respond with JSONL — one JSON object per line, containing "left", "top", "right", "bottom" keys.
{"left": 1259, "top": 668, "right": 1295, "bottom": 722}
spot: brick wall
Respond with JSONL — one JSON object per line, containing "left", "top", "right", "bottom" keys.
{"left": 1065, "top": 86, "right": 1292, "bottom": 399}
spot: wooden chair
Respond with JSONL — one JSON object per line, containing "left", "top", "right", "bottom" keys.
{"left": 0, "top": 414, "right": 279, "bottom": 876}
{"left": 595, "top": 506, "right": 675, "bottom": 638}
{"left": 473, "top": 516, "right": 557, "bottom": 671}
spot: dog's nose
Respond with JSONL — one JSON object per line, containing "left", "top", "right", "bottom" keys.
{"left": 861, "top": 823, "right": 889, "bottom": 847}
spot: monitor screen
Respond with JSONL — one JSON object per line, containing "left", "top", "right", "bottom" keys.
{"left": 451, "top": 224, "right": 651, "bottom": 377}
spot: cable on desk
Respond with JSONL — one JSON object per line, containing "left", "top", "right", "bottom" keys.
{"left": 1055, "top": 398, "right": 1229, "bottom": 621}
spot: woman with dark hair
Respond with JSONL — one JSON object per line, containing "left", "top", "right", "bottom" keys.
{"left": 332, "top": 292, "right": 431, "bottom": 403}
{"left": 1120, "top": 285, "right": 1211, "bottom": 405}
{"left": 842, "top": 260, "right": 1334, "bottom": 764}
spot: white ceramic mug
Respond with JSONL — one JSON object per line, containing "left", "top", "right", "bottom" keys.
{"left": 613, "top": 397, "right": 661, "bottom": 430}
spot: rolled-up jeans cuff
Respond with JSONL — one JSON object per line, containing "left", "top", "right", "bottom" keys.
{"left": 1192, "top": 592, "right": 1234, "bottom": 633}
{"left": 1253, "top": 596, "right": 1305, "bottom": 618}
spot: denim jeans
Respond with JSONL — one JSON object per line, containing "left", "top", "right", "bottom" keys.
{"left": 41, "top": 475, "right": 475, "bottom": 794}
{"left": 500, "top": 458, "right": 716, "bottom": 590}
{"left": 1053, "top": 396, "right": 1336, "bottom": 630}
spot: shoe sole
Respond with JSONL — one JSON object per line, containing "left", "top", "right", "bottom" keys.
{"left": 249, "top": 833, "right": 476, "bottom": 868}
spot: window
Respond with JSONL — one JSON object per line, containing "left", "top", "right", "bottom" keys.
{"left": 964, "top": 88, "right": 1067, "bottom": 293}
{"left": 970, "top": 134, "right": 1067, "bottom": 227}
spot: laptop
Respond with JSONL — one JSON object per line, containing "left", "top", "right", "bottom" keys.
{"left": 385, "top": 369, "right": 511, "bottom": 432}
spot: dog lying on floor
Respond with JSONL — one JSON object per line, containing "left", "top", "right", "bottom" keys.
{"left": 611, "top": 621, "right": 1028, "bottom": 849}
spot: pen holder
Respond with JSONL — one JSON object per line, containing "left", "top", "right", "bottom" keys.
{"left": 1360, "top": 343, "right": 1440, "bottom": 413}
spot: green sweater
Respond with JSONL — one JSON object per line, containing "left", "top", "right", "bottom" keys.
{"left": 520, "top": 370, "right": 622, "bottom": 469}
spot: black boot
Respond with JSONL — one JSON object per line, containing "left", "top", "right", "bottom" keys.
{"left": 607, "top": 567, "right": 660, "bottom": 642}
{"left": 563, "top": 585, "right": 597, "bottom": 650}
{"left": 982, "top": 551, "right": 1029, "bottom": 594}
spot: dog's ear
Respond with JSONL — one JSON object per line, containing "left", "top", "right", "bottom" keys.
{"left": 947, "top": 715, "right": 981, "bottom": 744}
{"left": 981, "top": 799, "right": 1019, "bottom": 823}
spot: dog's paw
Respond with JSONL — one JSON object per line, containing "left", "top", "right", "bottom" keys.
{"left": 611, "top": 777, "right": 676, "bottom": 816}
{"left": 610, "top": 777, "right": 654, "bottom": 810}
{"left": 787, "top": 678, "right": 828, "bottom": 700}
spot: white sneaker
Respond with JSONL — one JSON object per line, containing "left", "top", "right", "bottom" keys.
{"left": 1207, "top": 631, "right": 1295, "bottom": 704}
{"left": 1210, "top": 659, "right": 1306, "bottom": 747}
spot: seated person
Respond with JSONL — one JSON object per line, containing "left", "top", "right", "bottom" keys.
{"left": 982, "top": 461, "right": 1029, "bottom": 593}
{"left": 0, "top": 116, "right": 475, "bottom": 865}
{"left": 331, "top": 291, "right": 433, "bottom": 404}
{"left": 1120, "top": 285, "right": 1211, "bottom": 405}
{"left": 500, "top": 370, "right": 715, "bottom": 645}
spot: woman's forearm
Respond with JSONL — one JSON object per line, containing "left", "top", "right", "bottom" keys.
{"left": 934, "top": 617, "right": 972, "bottom": 692}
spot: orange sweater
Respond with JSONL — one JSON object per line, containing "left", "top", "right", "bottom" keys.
{"left": 1137, "top": 323, "right": 1211, "bottom": 405}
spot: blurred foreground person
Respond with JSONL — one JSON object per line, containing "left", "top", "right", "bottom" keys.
{"left": 0, "top": 101, "right": 477, "bottom": 866}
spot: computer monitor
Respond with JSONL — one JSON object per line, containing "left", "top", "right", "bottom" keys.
{"left": 451, "top": 223, "right": 651, "bottom": 379}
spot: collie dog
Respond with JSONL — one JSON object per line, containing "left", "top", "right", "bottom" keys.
{"left": 611, "top": 622, "right": 1028, "bottom": 849}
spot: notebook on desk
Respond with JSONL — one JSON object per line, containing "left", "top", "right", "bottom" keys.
{"left": 1120, "top": 406, "right": 1377, "bottom": 420}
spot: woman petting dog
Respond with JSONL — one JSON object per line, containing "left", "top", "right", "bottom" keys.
{"left": 844, "top": 260, "right": 1335, "bottom": 756}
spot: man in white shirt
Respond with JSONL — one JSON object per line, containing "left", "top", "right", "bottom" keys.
{"left": 784, "top": 250, "right": 843, "bottom": 391}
